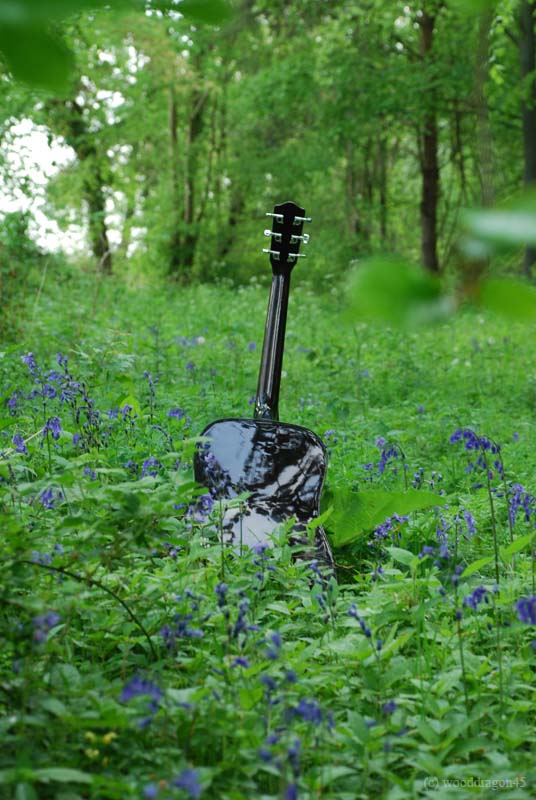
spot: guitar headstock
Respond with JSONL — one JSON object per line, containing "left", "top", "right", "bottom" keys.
{"left": 262, "top": 200, "right": 311, "bottom": 274}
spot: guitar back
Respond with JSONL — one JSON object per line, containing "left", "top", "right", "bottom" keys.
{"left": 194, "top": 419, "right": 333, "bottom": 564}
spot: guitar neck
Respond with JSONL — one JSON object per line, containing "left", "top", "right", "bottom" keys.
{"left": 254, "top": 200, "right": 310, "bottom": 422}
{"left": 254, "top": 271, "right": 291, "bottom": 421}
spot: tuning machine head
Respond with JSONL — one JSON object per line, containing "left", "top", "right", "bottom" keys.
{"left": 262, "top": 201, "right": 310, "bottom": 272}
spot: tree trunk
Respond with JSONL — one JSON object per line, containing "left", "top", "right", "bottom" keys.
{"left": 520, "top": 0, "right": 536, "bottom": 275}
{"left": 419, "top": 10, "right": 440, "bottom": 272}
{"left": 377, "top": 135, "right": 388, "bottom": 245}
{"left": 86, "top": 172, "right": 112, "bottom": 274}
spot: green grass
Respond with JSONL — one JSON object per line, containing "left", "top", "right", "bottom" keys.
{"left": 1, "top": 273, "right": 536, "bottom": 799}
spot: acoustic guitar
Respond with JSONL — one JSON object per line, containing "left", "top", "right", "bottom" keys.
{"left": 193, "top": 201, "right": 335, "bottom": 569}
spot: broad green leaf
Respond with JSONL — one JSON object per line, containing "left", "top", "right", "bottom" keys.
{"left": 326, "top": 488, "right": 446, "bottom": 548}
{"left": 0, "top": 26, "right": 74, "bottom": 91}
{"left": 0, "top": 1, "right": 130, "bottom": 24}
{"left": 178, "top": 0, "right": 233, "bottom": 24}
{"left": 462, "top": 191, "right": 536, "bottom": 248}
{"left": 387, "top": 547, "right": 416, "bottom": 567}
{"left": 461, "top": 556, "right": 493, "bottom": 578}
{"left": 344, "top": 256, "right": 453, "bottom": 328}
{"left": 238, "top": 686, "right": 263, "bottom": 711}
{"left": 478, "top": 279, "right": 536, "bottom": 321}
{"left": 35, "top": 768, "right": 93, "bottom": 784}
{"left": 500, "top": 532, "right": 535, "bottom": 560}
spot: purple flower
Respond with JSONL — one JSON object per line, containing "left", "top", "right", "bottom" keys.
{"left": 232, "top": 656, "right": 250, "bottom": 668}
{"left": 40, "top": 488, "right": 55, "bottom": 509}
{"left": 294, "top": 698, "right": 323, "bottom": 725}
{"left": 12, "top": 434, "right": 28, "bottom": 455}
{"left": 186, "top": 361, "right": 195, "bottom": 371}
{"left": 382, "top": 700, "right": 398, "bottom": 714}
{"left": 463, "top": 586, "right": 489, "bottom": 610}
{"left": 516, "top": 596, "right": 536, "bottom": 625}
{"left": 33, "top": 611, "right": 61, "bottom": 643}
{"left": 142, "top": 457, "right": 162, "bottom": 477}
{"left": 143, "top": 784, "right": 159, "bottom": 799}
{"left": 168, "top": 407, "right": 186, "bottom": 419}
{"left": 21, "top": 352, "right": 37, "bottom": 375}
{"left": 120, "top": 676, "right": 162, "bottom": 715}
{"left": 248, "top": 341, "right": 257, "bottom": 351}
{"left": 43, "top": 416, "right": 62, "bottom": 441}
{"left": 83, "top": 466, "right": 97, "bottom": 481}
{"left": 285, "top": 783, "right": 298, "bottom": 800}
{"left": 171, "top": 768, "right": 202, "bottom": 799}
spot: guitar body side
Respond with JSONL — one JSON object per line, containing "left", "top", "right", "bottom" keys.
{"left": 193, "top": 418, "right": 334, "bottom": 569}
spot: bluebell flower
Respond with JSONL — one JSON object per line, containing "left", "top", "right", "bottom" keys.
{"left": 12, "top": 434, "right": 28, "bottom": 455}
{"left": 516, "top": 596, "right": 536, "bottom": 625}
{"left": 248, "top": 341, "right": 257, "bottom": 351}
{"left": 382, "top": 700, "right": 397, "bottom": 714}
{"left": 463, "top": 586, "right": 489, "bottom": 610}
{"left": 185, "top": 361, "right": 195, "bottom": 371}
{"left": 232, "top": 656, "right": 250, "bottom": 668}
{"left": 21, "top": 352, "right": 37, "bottom": 375}
{"left": 40, "top": 488, "right": 55, "bottom": 509}
{"left": 171, "top": 768, "right": 202, "bottom": 799}
{"left": 294, "top": 698, "right": 323, "bottom": 725}
{"left": 43, "top": 416, "right": 62, "bottom": 441}
{"left": 168, "top": 407, "right": 186, "bottom": 419}
{"left": 143, "top": 784, "right": 159, "bottom": 799}
{"left": 260, "top": 674, "right": 277, "bottom": 692}
{"left": 142, "top": 457, "right": 162, "bottom": 478}
{"left": 83, "top": 466, "right": 97, "bottom": 481}
{"left": 33, "top": 611, "right": 61, "bottom": 643}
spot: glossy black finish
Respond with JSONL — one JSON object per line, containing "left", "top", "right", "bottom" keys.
{"left": 193, "top": 419, "right": 334, "bottom": 567}
{"left": 194, "top": 200, "right": 335, "bottom": 570}
{"left": 256, "top": 201, "right": 305, "bottom": 421}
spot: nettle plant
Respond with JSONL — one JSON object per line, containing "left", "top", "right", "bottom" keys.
{"left": 1, "top": 295, "right": 536, "bottom": 799}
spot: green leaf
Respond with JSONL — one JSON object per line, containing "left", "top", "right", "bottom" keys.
{"left": 35, "top": 768, "right": 93, "bottom": 784}
{"left": 460, "top": 556, "right": 494, "bottom": 579}
{"left": 477, "top": 279, "right": 536, "bottom": 322}
{"left": 387, "top": 547, "right": 416, "bottom": 567}
{"left": 0, "top": 1, "right": 130, "bottom": 25}
{"left": 178, "top": 0, "right": 233, "bottom": 24}
{"left": 326, "top": 488, "right": 446, "bottom": 548}
{"left": 462, "top": 190, "right": 536, "bottom": 248}
{"left": 0, "top": 25, "right": 74, "bottom": 91}
{"left": 500, "top": 532, "right": 535, "bottom": 560}
{"left": 343, "top": 256, "right": 453, "bottom": 328}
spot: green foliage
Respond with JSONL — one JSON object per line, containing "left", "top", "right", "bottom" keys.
{"left": 2, "top": 274, "right": 536, "bottom": 797}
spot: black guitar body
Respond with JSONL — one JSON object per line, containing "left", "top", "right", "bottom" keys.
{"left": 194, "top": 201, "right": 335, "bottom": 572}
{"left": 194, "top": 419, "right": 334, "bottom": 567}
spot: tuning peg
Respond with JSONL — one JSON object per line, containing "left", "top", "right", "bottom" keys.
{"left": 288, "top": 253, "right": 306, "bottom": 260}
{"left": 264, "top": 229, "right": 282, "bottom": 242}
{"left": 266, "top": 212, "right": 284, "bottom": 223}
{"left": 293, "top": 215, "right": 312, "bottom": 225}
{"left": 263, "top": 248, "right": 280, "bottom": 260}
{"left": 290, "top": 233, "right": 310, "bottom": 244}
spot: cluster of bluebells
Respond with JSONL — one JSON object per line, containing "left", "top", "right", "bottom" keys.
{"left": 450, "top": 429, "right": 504, "bottom": 483}
{"left": 33, "top": 611, "right": 61, "bottom": 644}
{"left": 411, "top": 467, "right": 445, "bottom": 493}
{"left": 160, "top": 590, "right": 207, "bottom": 649}
{"left": 258, "top": 734, "right": 301, "bottom": 800}
{"left": 372, "top": 513, "right": 409, "bottom": 543}
{"left": 463, "top": 586, "right": 489, "bottom": 610}
{"left": 375, "top": 437, "right": 406, "bottom": 477}
{"left": 143, "top": 768, "right": 202, "bottom": 799}
{"left": 40, "top": 487, "right": 64, "bottom": 510}
{"left": 251, "top": 542, "right": 276, "bottom": 586}
{"left": 348, "top": 604, "right": 372, "bottom": 638}
{"left": 120, "top": 675, "right": 163, "bottom": 729}
{"left": 308, "top": 559, "right": 337, "bottom": 624}
{"left": 516, "top": 596, "right": 536, "bottom": 625}
{"left": 141, "top": 457, "right": 162, "bottom": 478}
{"left": 507, "top": 484, "right": 536, "bottom": 528}
{"left": 31, "top": 543, "right": 63, "bottom": 566}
